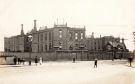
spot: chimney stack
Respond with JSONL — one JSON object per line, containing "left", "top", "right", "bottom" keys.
{"left": 34, "top": 20, "right": 37, "bottom": 31}
{"left": 122, "top": 38, "right": 124, "bottom": 43}
{"left": 91, "top": 32, "right": 94, "bottom": 38}
{"left": 21, "top": 24, "right": 24, "bottom": 35}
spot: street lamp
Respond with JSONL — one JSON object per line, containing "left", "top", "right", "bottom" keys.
{"left": 28, "top": 35, "right": 33, "bottom": 65}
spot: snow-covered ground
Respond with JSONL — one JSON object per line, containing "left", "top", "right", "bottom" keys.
{"left": 0, "top": 60, "right": 135, "bottom": 84}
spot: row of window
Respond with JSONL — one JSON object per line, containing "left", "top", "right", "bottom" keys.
{"left": 70, "top": 32, "right": 84, "bottom": 40}
{"left": 32, "top": 31, "right": 84, "bottom": 43}
{"left": 59, "top": 30, "right": 84, "bottom": 40}
{"left": 5, "top": 37, "right": 24, "bottom": 45}
{"left": 33, "top": 32, "right": 52, "bottom": 43}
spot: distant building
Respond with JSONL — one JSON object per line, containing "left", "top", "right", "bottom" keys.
{"left": 86, "top": 33, "right": 128, "bottom": 52}
{"left": 4, "top": 20, "right": 86, "bottom": 52}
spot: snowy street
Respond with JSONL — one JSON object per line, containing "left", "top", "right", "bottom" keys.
{"left": 0, "top": 60, "right": 135, "bottom": 84}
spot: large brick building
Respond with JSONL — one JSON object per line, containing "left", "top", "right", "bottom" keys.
{"left": 4, "top": 20, "right": 86, "bottom": 52}
{"left": 86, "top": 32, "right": 128, "bottom": 52}
{"left": 4, "top": 20, "right": 128, "bottom": 53}
{"left": 4, "top": 24, "right": 27, "bottom": 52}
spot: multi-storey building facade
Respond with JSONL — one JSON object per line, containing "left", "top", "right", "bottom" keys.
{"left": 4, "top": 20, "right": 86, "bottom": 52}
{"left": 4, "top": 20, "right": 128, "bottom": 53}
{"left": 4, "top": 24, "right": 27, "bottom": 52}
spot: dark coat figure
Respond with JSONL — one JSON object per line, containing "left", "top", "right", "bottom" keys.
{"left": 13, "top": 56, "right": 17, "bottom": 65}
{"left": 29, "top": 59, "right": 31, "bottom": 66}
{"left": 72, "top": 53, "right": 76, "bottom": 63}
{"left": 35, "top": 56, "right": 38, "bottom": 66}
{"left": 22, "top": 58, "right": 25, "bottom": 65}
{"left": 128, "top": 56, "right": 133, "bottom": 67}
{"left": 94, "top": 58, "right": 98, "bottom": 68}
{"left": 18, "top": 58, "right": 20, "bottom": 65}
{"left": 73, "top": 57, "right": 75, "bottom": 63}
{"left": 19, "top": 58, "right": 23, "bottom": 64}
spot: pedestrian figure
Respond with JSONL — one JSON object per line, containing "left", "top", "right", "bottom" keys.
{"left": 73, "top": 57, "right": 75, "bottom": 63}
{"left": 19, "top": 58, "right": 23, "bottom": 64}
{"left": 128, "top": 56, "right": 133, "bottom": 67}
{"left": 13, "top": 56, "right": 17, "bottom": 65}
{"left": 72, "top": 53, "right": 76, "bottom": 63}
{"left": 94, "top": 58, "right": 98, "bottom": 68}
{"left": 39, "top": 57, "right": 43, "bottom": 65}
{"left": 18, "top": 58, "right": 20, "bottom": 65}
{"left": 22, "top": 58, "right": 25, "bottom": 65}
{"left": 35, "top": 56, "right": 38, "bottom": 66}
{"left": 29, "top": 59, "right": 31, "bottom": 66}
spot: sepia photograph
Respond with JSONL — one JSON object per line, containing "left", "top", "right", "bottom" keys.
{"left": 0, "top": 0, "right": 135, "bottom": 84}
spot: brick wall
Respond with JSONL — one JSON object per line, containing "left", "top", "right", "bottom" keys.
{"left": 0, "top": 51, "right": 130, "bottom": 61}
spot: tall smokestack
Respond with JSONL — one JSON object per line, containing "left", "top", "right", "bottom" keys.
{"left": 21, "top": 24, "right": 24, "bottom": 35}
{"left": 34, "top": 20, "right": 37, "bottom": 31}
{"left": 91, "top": 32, "right": 94, "bottom": 38}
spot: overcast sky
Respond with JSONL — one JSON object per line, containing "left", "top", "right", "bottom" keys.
{"left": 0, "top": 0, "right": 135, "bottom": 51}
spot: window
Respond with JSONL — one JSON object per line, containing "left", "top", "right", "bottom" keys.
{"left": 45, "top": 33, "right": 47, "bottom": 41}
{"left": 45, "top": 45, "right": 47, "bottom": 52}
{"left": 49, "top": 43, "right": 52, "bottom": 51}
{"left": 49, "top": 32, "right": 52, "bottom": 40}
{"left": 41, "top": 34, "right": 43, "bottom": 42}
{"left": 107, "top": 45, "right": 111, "bottom": 50}
{"left": 69, "top": 33, "right": 72, "bottom": 39}
{"left": 41, "top": 44, "right": 43, "bottom": 52}
{"left": 59, "top": 30, "right": 62, "bottom": 38}
{"left": 75, "top": 33, "right": 78, "bottom": 40}
{"left": 81, "top": 33, "right": 83, "bottom": 39}
{"left": 38, "top": 45, "right": 39, "bottom": 52}
{"left": 59, "top": 42, "right": 62, "bottom": 50}
{"left": 38, "top": 34, "right": 39, "bottom": 42}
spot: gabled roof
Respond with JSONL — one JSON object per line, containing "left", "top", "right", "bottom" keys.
{"left": 107, "top": 41, "right": 126, "bottom": 50}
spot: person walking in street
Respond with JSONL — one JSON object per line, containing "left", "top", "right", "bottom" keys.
{"left": 22, "top": 58, "right": 25, "bottom": 65}
{"left": 128, "top": 55, "right": 133, "bottom": 67}
{"left": 18, "top": 57, "right": 20, "bottom": 65}
{"left": 39, "top": 57, "right": 43, "bottom": 65}
{"left": 72, "top": 53, "right": 76, "bottom": 63}
{"left": 73, "top": 57, "right": 75, "bottom": 63}
{"left": 35, "top": 56, "right": 38, "bottom": 66}
{"left": 94, "top": 58, "right": 98, "bottom": 68}
{"left": 13, "top": 56, "right": 17, "bottom": 65}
